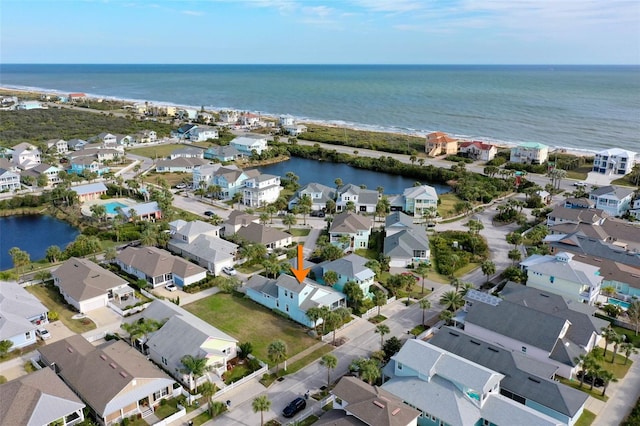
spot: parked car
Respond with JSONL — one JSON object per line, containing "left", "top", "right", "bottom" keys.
{"left": 310, "top": 210, "right": 325, "bottom": 217}
{"left": 36, "top": 328, "right": 51, "bottom": 340}
{"left": 165, "top": 283, "right": 178, "bottom": 292}
{"left": 175, "top": 183, "right": 187, "bottom": 189}
{"left": 577, "top": 370, "right": 604, "bottom": 387}
{"left": 204, "top": 211, "right": 215, "bottom": 217}
{"left": 222, "top": 266, "right": 237, "bottom": 276}
{"left": 573, "top": 182, "right": 588, "bottom": 187}
{"left": 282, "top": 397, "right": 306, "bottom": 418}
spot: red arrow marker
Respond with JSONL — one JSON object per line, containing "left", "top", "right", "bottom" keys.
{"left": 290, "top": 244, "right": 310, "bottom": 284}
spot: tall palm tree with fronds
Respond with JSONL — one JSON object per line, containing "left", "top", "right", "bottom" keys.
{"left": 268, "top": 340, "right": 288, "bottom": 375}
{"left": 375, "top": 324, "right": 390, "bottom": 349}
{"left": 439, "top": 290, "right": 464, "bottom": 312}
{"left": 252, "top": 395, "right": 271, "bottom": 426}
{"left": 180, "top": 354, "right": 211, "bottom": 403}
{"left": 321, "top": 353, "right": 338, "bottom": 389}
{"left": 419, "top": 298, "right": 431, "bottom": 325}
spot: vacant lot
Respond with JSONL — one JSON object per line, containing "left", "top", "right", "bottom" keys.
{"left": 184, "top": 293, "right": 319, "bottom": 365}
{"left": 26, "top": 284, "right": 96, "bottom": 333}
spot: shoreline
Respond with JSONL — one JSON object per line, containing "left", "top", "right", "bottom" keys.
{"left": 0, "top": 85, "right": 597, "bottom": 158}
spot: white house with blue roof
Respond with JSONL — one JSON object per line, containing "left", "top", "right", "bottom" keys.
{"left": 0, "top": 281, "right": 49, "bottom": 351}
{"left": 510, "top": 142, "right": 549, "bottom": 165}
{"left": 245, "top": 274, "right": 347, "bottom": 328}
{"left": 229, "top": 135, "right": 268, "bottom": 156}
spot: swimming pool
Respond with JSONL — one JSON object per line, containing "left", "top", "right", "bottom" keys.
{"left": 608, "top": 298, "right": 631, "bottom": 310}
{"left": 104, "top": 202, "right": 127, "bottom": 215}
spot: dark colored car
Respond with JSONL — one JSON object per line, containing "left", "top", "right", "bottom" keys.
{"left": 577, "top": 370, "right": 604, "bottom": 387}
{"left": 310, "top": 210, "right": 325, "bottom": 217}
{"left": 282, "top": 397, "right": 306, "bottom": 418}
{"left": 204, "top": 211, "right": 215, "bottom": 217}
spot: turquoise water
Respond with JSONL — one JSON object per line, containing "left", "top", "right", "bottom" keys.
{"left": 104, "top": 202, "right": 126, "bottom": 215}
{"left": 1, "top": 64, "right": 638, "bottom": 153}
{"left": 608, "top": 298, "right": 631, "bottom": 310}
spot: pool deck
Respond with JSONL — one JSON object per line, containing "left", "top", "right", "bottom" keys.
{"left": 81, "top": 197, "right": 138, "bottom": 217}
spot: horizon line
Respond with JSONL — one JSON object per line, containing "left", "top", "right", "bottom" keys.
{"left": 2, "top": 63, "right": 639, "bottom": 67}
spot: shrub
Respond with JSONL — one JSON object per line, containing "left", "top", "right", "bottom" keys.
{"left": 48, "top": 311, "right": 59, "bottom": 321}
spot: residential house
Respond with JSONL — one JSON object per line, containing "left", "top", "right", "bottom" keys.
{"left": 0, "top": 281, "right": 49, "bottom": 351}
{"left": 336, "top": 184, "right": 379, "bottom": 213}
{"left": 0, "top": 368, "right": 86, "bottom": 426}
{"left": 329, "top": 212, "right": 373, "bottom": 251}
{"left": 520, "top": 252, "right": 603, "bottom": 305}
{"left": 213, "top": 166, "right": 251, "bottom": 199}
{"left": 0, "top": 165, "right": 21, "bottom": 191}
{"left": 170, "top": 146, "right": 204, "bottom": 160}
{"left": 245, "top": 274, "right": 346, "bottom": 328}
{"left": 67, "top": 139, "right": 88, "bottom": 151}
{"left": 314, "top": 253, "right": 375, "bottom": 295}
{"left": 51, "top": 258, "right": 131, "bottom": 313}
{"left": 546, "top": 206, "right": 608, "bottom": 227}
{"left": 95, "top": 132, "right": 118, "bottom": 147}
{"left": 46, "top": 138, "right": 69, "bottom": 154}
{"left": 71, "top": 182, "right": 108, "bottom": 202}
{"left": 192, "top": 163, "right": 224, "bottom": 189}
{"left": 458, "top": 141, "right": 497, "bottom": 161}
{"left": 38, "top": 335, "right": 176, "bottom": 426}
{"left": 563, "top": 198, "right": 595, "bottom": 209}
{"left": 318, "top": 376, "right": 420, "bottom": 426}
{"left": 204, "top": 145, "right": 242, "bottom": 162}
{"left": 11, "top": 142, "right": 41, "bottom": 169}
{"left": 155, "top": 157, "right": 207, "bottom": 173}
{"left": 592, "top": 148, "right": 637, "bottom": 176}
{"left": 135, "top": 300, "right": 238, "bottom": 383}
{"left": 168, "top": 220, "right": 238, "bottom": 275}
{"left": 425, "top": 131, "right": 458, "bottom": 157}
{"left": 15, "top": 100, "right": 44, "bottom": 110}
{"left": 68, "top": 93, "right": 86, "bottom": 102}
{"left": 115, "top": 134, "right": 134, "bottom": 147}
{"left": 430, "top": 327, "right": 588, "bottom": 425}
{"left": 116, "top": 246, "right": 207, "bottom": 288}
{"left": 383, "top": 212, "right": 430, "bottom": 267}
{"left": 547, "top": 217, "right": 640, "bottom": 252}
{"left": 219, "top": 110, "right": 239, "bottom": 124}
{"left": 22, "top": 163, "right": 63, "bottom": 186}
{"left": 242, "top": 173, "right": 282, "bottom": 207}
{"left": 510, "top": 142, "right": 549, "bottom": 165}
{"left": 69, "top": 155, "right": 109, "bottom": 176}
{"left": 463, "top": 282, "right": 607, "bottom": 378}
{"left": 229, "top": 135, "right": 268, "bottom": 156}
{"left": 236, "top": 222, "right": 292, "bottom": 250}
{"left": 135, "top": 130, "right": 157, "bottom": 144}
{"left": 239, "top": 112, "right": 261, "bottom": 127}
{"left": 119, "top": 201, "right": 162, "bottom": 222}
{"left": 176, "top": 108, "right": 198, "bottom": 120}
{"left": 189, "top": 126, "right": 219, "bottom": 142}
{"left": 173, "top": 124, "right": 198, "bottom": 140}
{"left": 197, "top": 111, "right": 214, "bottom": 124}
{"left": 382, "top": 339, "right": 563, "bottom": 426}
{"left": 279, "top": 115, "right": 295, "bottom": 127}
{"left": 284, "top": 124, "right": 307, "bottom": 136}
{"left": 630, "top": 198, "right": 640, "bottom": 221}
{"left": 222, "top": 210, "right": 259, "bottom": 236}
{"left": 588, "top": 185, "right": 635, "bottom": 217}
{"left": 288, "top": 182, "right": 336, "bottom": 211}
{"left": 401, "top": 185, "right": 438, "bottom": 218}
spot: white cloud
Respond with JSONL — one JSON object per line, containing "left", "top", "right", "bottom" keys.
{"left": 182, "top": 10, "right": 204, "bottom": 16}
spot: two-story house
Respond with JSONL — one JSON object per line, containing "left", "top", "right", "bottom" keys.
{"left": 242, "top": 173, "right": 282, "bottom": 207}
{"left": 219, "top": 110, "right": 239, "bottom": 124}
{"left": 22, "top": 163, "right": 63, "bottom": 187}
{"left": 0, "top": 281, "right": 49, "bottom": 351}
{"left": 168, "top": 220, "right": 238, "bottom": 275}
{"left": 135, "top": 130, "right": 157, "bottom": 144}
{"left": 382, "top": 339, "right": 563, "bottom": 426}
{"left": 510, "top": 142, "right": 549, "bottom": 165}
{"left": 592, "top": 148, "right": 637, "bottom": 175}
{"left": 11, "top": 142, "right": 41, "bottom": 169}
{"left": 95, "top": 132, "right": 118, "bottom": 147}
{"left": 520, "top": 252, "right": 603, "bottom": 305}
{"left": 329, "top": 212, "right": 373, "bottom": 251}
{"left": 0, "top": 164, "right": 21, "bottom": 191}
{"left": 458, "top": 141, "right": 497, "bottom": 161}
{"left": 213, "top": 166, "right": 251, "bottom": 199}
{"left": 401, "top": 185, "right": 438, "bottom": 218}
{"left": 46, "top": 138, "right": 69, "bottom": 154}
{"left": 69, "top": 155, "right": 109, "bottom": 176}
{"left": 588, "top": 185, "right": 635, "bottom": 217}
{"left": 229, "top": 135, "right": 268, "bottom": 156}
{"left": 314, "top": 253, "right": 375, "bottom": 295}
{"left": 170, "top": 146, "right": 204, "bottom": 160}
{"left": 222, "top": 210, "right": 260, "bottom": 236}
{"left": 288, "top": 182, "right": 336, "bottom": 212}
{"left": 189, "top": 126, "right": 219, "bottom": 142}
{"left": 383, "top": 211, "right": 430, "bottom": 267}
{"left": 245, "top": 274, "right": 347, "bottom": 328}
{"left": 545, "top": 206, "right": 608, "bottom": 227}
{"left": 336, "top": 184, "right": 379, "bottom": 213}
{"left": 204, "top": 145, "right": 242, "bottom": 162}
{"left": 425, "top": 131, "right": 458, "bottom": 157}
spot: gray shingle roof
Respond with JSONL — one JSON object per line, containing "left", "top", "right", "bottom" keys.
{"left": 590, "top": 185, "right": 635, "bottom": 199}
{"left": 320, "top": 254, "right": 375, "bottom": 282}
{"left": 0, "top": 281, "right": 48, "bottom": 341}
{"left": 523, "top": 253, "right": 603, "bottom": 288}
{"left": 383, "top": 229, "right": 429, "bottom": 258}
{"left": 330, "top": 212, "right": 373, "bottom": 234}
{"left": 236, "top": 223, "right": 291, "bottom": 245}
{"left": 52, "top": 258, "right": 128, "bottom": 302}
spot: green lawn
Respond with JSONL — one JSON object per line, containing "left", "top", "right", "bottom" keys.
{"left": 557, "top": 377, "right": 608, "bottom": 402}
{"left": 184, "top": 293, "right": 319, "bottom": 365}
{"left": 600, "top": 351, "right": 633, "bottom": 379}
{"left": 26, "top": 284, "right": 96, "bottom": 333}
{"left": 611, "top": 325, "right": 640, "bottom": 348}
{"left": 287, "top": 228, "right": 311, "bottom": 237}
{"left": 127, "top": 142, "right": 210, "bottom": 159}
{"left": 153, "top": 399, "right": 181, "bottom": 419}
{"left": 284, "top": 345, "right": 333, "bottom": 375}
{"left": 235, "top": 263, "right": 264, "bottom": 274}
{"left": 575, "top": 410, "right": 596, "bottom": 426}
{"left": 437, "top": 193, "right": 462, "bottom": 218}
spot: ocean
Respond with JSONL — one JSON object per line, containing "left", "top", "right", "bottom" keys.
{"left": 1, "top": 64, "right": 639, "bottom": 153}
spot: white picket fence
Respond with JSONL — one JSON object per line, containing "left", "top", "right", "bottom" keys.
{"left": 360, "top": 296, "right": 396, "bottom": 319}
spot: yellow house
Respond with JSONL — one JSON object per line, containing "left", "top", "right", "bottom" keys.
{"left": 426, "top": 131, "right": 459, "bottom": 157}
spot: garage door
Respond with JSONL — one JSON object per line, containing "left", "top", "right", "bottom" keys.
{"left": 81, "top": 296, "right": 108, "bottom": 313}
{"left": 389, "top": 259, "right": 410, "bottom": 268}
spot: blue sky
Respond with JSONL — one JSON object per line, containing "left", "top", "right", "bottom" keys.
{"left": 2, "top": 0, "right": 639, "bottom": 64}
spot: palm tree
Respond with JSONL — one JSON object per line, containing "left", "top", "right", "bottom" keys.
{"left": 620, "top": 342, "right": 638, "bottom": 365}
{"left": 414, "top": 263, "right": 431, "bottom": 294}
{"left": 232, "top": 191, "right": 243, "bottom": 208}
{"left": 0, "top": 340, "right": 13, "bottom": 357}
{"left": 325, "top": 311, "right": 342, "bottom": 345}
{"left": 323, "top": 270, "right": 339, "bottom": 288}
{"left": 610, "top": 334, "right": 624, "bottom": 363}
{"left": 601, "top": 327, "right": 618, "bottom": 358}
{"left": 321, "top": 353, "right": 338, "bottom": 388}
{"left": 180, "top": 354, "right": 211, "bottom": 404}
{"left": 252, "top": 395, "right": 271, "bottom": 426}
{"left": 599, "top": 370, "right": 617, "bottom": 396}
{"left": 481, "top": 260, "right": 496, "bottom": 283}
{"left": 508, "top": 249, "right": 522, "bottom": 264}
{"left": 375, "top": 324, "right": 390, "bottom": 349}
{"left": 259, "top": 212, "right": 270, "bottom": 225}
{"left": 359, "top": 358, "right": 381, "bottom": 385}
{"left": 306, "top": 306, "right": 323, "bottom": 333}
{"left": 372, "top": 289, "right": 387, "bottom": 316}
{"left": 266, "top": 205, "right": 277, "bottom": 223}
{"left": 334, "top": 178, "right": 343, "bottom": 199}
{"left": 627, "top": 300, "right": 640, "bottom": 336}
{"left": 282, "top": 213, "right": 297, "bottom": 231}
{"left": 268, "top": 340, "right": 288, "bottom": 375}
{"left": 439, "top": 310, "right": 453, "bottom": 326}
{"left": 439, "top": 290, "right": 464, "bottom": 312}
{"left": 199, "top": 381, "right": 217, "bottom": 416}
{"left": 419, "top": 298, "right": 432, "bottom": 325}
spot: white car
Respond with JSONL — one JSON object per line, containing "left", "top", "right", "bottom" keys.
{"left": 573, "top": 182, "right": 588, "bottom": 187}
{"left": 165, "top": 283, "right": 178, "bottom": 292}
{"left": 36, "top": 328, "right": 51, "bottom": 340}
{"left": 222, "top": 266, "right": 237, "bottom": 276}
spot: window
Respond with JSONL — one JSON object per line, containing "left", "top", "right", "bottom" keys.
{"left": 483, "top": 420, "right": 490, "bottom": 426}
{"left": 284, "top": 290, "right": 288, "bottom": 297}
{"left": 397, "top": 363, "right": 403, "bottom": 370}
{"left": 285, "top": 305, "right": 289, "bottom": 312}
{"left": 25, "top": 331, "right": 31, "bottom": 339}
{"left": 162, "top": 357, "right": 168, "bottom": 366}
{"left": 521, "top": 346, "right": 527, "bottom": 353}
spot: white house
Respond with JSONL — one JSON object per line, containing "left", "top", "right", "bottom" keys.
{"left": 510, "top": 142, "right": 549, "bottom": 165}
{"left": 279, "top": 115, "right": 295, "bottom": 126}
{"left": 588, "top": 185, "right": 635, "bottom": 217}
{"left": 45, "top": 138, "right": 69, "bottom": 154}
{"left": 230, "top": 135, "right": 269, "bottom": 156}
{"left": 592, "top": 148, "right": 637, "bottom": 176}
{"left": 236, "top": 222, "right": 292, "bottom": 250}
{"left": 242, "top": 173, "right": 282, "bottom": 207}
{"left": 458, "top": 141, "right": 497, "bottom": 161}
{"left": 0, "top": 166, "right": 21, "bottom": 191}
{"left": 219, "top": 110, "right": 239, "bottom": 124}
{"left": 189, "top": 126, "right": 219, "bottom": 142}
{"left": 284, "top": 124, "right": 307, "bottom": 136}
{"left": 336, "top": 184, "right": 379, "bottom": 213}
{"left": 0, "top": 281, "right": 49, "bottom": 351}
{"left": 11, "top": 142, "right": 41, "bottom": 169}
{"left": 401, "top": 185, "right": 438, "bottom": 218}
{"left": 170, "top": 146, "right": 204, "bottom": 160}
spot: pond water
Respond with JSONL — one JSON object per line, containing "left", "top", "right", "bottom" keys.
{"left": 255, "top": 157, "right": 450, "bottom": 195}
{"left": 0, "top": 215, "right": 80, "bottom": 270}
